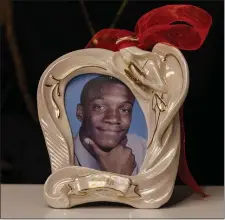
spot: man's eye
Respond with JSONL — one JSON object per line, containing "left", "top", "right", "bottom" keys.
{"left": 93, "top": 105, "right": 107, "bottom": 112}
{"left": 120, "top": 108, "right": 131, "bottom": 113}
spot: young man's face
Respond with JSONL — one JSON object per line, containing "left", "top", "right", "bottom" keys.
{"left": 77, "top": 82, "right": 135, "bottom": 151}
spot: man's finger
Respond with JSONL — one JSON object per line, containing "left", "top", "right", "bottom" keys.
{"left": 84, "top": 138, "right": 107, "bottom": 157}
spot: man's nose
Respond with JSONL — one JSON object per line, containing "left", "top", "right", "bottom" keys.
{"left": 104, "top": 109, "right": 121, "bottom": 124}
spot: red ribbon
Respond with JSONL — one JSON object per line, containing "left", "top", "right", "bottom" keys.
{"left": 85, "top": 4, "right": 212, "bottom": 197}
{"left": 86, "top": 4, "right": 212, "bottom": 51}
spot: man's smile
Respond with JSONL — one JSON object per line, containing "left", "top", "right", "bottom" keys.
{"left": 96, "top": 127, "right": 124, "bottom": 133}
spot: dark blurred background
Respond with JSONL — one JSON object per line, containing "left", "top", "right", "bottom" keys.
{"left": 1, "top": 0, "right": 224, "bottom": 185}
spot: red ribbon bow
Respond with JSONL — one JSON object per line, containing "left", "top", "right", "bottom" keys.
{"left": 86, "top": 4, "right": 212, "bottom": 51}
{"left": 86, "top": 4, "right": 212, "bottom": 197}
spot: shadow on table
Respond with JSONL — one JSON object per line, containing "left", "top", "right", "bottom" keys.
{"left": 162, "top": 185, "right": 194, "bottom": 208}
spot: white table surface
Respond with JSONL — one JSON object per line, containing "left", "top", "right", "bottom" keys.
{"left": 1, "top": 184, "right": 224, "bottom": 219}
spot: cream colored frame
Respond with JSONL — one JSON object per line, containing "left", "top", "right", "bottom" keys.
{"left": 37, "top": 43, "right": 189, "bottom": 209}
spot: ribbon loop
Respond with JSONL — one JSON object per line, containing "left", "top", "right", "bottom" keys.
{"left": 135, "top": 5, "right": 212, "bottom": 50}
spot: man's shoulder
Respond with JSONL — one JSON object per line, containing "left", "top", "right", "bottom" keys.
{"left": 127, "top": 133, "right": 147, "bottom": 147}
{"left": 126, "top": 134, "right": 147, "bottom": 166}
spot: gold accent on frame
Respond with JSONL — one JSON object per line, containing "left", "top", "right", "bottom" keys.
{"left": 51, "top": 84, "right": 60, "bottom": 118}
{"left": 116, "top": 36, "right": 139, "bottom": 45}
{"left": 45, "top": 76, "right": 62, "bottom": 118}
{"left": 148, "top": 92, "right": 167, "bottom": 147}
{"left": 124, "top": 61, "right": 150, "bottom": 92}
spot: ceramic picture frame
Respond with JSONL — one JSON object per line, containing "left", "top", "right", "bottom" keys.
{"left": 37, "top": 43, "right": 189, "bottom": 209}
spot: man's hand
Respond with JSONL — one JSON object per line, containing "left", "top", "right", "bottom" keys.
{"left": 84, "top": 137, "right": 136, "bottom": 175}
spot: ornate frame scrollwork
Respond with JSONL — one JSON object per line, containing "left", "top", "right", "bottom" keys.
{"left": 37, "top": 43, "right": 189, "bottom": 208}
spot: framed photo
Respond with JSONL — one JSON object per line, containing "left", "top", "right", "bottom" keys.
{"left": 65, "top": 73, "right": 148, "bottom": 176}
{"left": 37, "top": 43, "right": 189, "bottom": 208}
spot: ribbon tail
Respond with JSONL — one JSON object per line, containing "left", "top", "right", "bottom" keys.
{"left": 178, "top": 106, "right": 209, "bottom": 197}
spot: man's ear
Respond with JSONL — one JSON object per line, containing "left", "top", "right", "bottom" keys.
{"left": 76, "top": 104, "right": 84, "bottom": 122}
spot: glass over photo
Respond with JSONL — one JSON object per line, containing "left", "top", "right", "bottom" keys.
{"left": 65, "top": 74, "right": 148, "bottom": 176}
